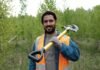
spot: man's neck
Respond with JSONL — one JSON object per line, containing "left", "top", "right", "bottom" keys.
{"left": 45, "top": 31, "right": 57, "bottom": 37}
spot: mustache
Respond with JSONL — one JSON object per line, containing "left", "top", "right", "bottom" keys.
{"left": 45, "top": 25, "right": 53, "bottom": 28}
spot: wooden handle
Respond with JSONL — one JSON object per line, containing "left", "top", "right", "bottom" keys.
{"left": 44, "top": 30, "right": 67, "bottom": 51}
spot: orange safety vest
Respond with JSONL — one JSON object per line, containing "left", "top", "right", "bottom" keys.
{"left": 36, "top": 34, "right": 70, "bottom": 70}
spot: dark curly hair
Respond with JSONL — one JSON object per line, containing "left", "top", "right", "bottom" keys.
{"left": 41, "top": 11, "right": 57, "bottom": 24}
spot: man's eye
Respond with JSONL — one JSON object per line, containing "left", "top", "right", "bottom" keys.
{"left": 44, "top": 20, "right": 48, "bottom": 23}
{"left": 49, "top": 20, "right": 53, "bottom": 22}
{"left": 44, "top": 20, "right": 54, "bottom": 23}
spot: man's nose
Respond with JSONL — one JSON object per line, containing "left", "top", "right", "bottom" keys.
{"left": 46, "top": 21, "right": 51, "bottom": 25}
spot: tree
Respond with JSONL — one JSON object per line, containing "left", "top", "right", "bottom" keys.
{"left": 19, "top": 0, "right": 27, "bottom": 16}
{"left": 0, "top": 0, "right": 9, "bottom": 18}
{"left": 0, "top": 0, "right": 11, "bottom": 51}
{"left": 38, "top": 0, "right": 56, "bottom": 15}
{"left": 90, "top": 5, "right": 100, "bottom": 39}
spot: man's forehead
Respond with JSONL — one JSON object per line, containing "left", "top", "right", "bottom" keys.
{"left": 43, "top": 15, "right": 54, "bottom": 19}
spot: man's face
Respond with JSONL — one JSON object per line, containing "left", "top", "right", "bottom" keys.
{"left": 43, "top": 15, "right": 56, "bottom": 34}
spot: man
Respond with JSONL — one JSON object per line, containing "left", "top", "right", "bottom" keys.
{"left": 29, "top": 11, "right": 80, "bottom": 70}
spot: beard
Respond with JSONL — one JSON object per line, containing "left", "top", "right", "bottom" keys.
{"left": 44, "top": 25, "right": 56, "bottom": 34}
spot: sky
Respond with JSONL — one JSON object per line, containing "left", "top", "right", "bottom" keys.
{"left": 9, "top": 0, "right": 100, "bottom": 17}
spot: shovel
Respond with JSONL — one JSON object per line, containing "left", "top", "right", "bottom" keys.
{"left": 28, "top": 24, "right": 79, "bottom": 62}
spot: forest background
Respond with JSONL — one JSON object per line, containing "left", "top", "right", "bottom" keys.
{"left": 0, "top": 0, "right": 100, "bottom": 70}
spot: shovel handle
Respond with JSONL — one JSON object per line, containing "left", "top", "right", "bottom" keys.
{"left": 28, "top": 48, "right": 45, "bottom": 62}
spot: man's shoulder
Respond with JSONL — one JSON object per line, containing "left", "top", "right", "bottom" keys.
{"left": 57, "top": 31, "right": 70, "bottom": 38}
{"left": 35, "top": 34, "right": 44, "bottom": 41}
{"left": 61, "top": 34, "right": 70, "bottom": 39}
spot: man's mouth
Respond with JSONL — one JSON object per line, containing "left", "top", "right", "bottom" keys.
{"left": 46, "top": 27, "right": 52, "bottom": 31}
{"left": 44, "top": 26, "right": 55, "bottom": 34}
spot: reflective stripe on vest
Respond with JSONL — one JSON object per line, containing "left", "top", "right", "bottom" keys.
{"left": 36, "top": 34, "right": 70, "bottom": 70}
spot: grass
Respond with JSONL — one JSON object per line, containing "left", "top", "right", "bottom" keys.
{"left": 70, "top": 38, "right": 100, "bottom": 70}
{"left": 0, "top": 37, "right": 100, "bottom": 70}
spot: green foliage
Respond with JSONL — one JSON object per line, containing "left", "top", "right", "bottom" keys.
{"left": 0, "top": 0, "right": 100, "bottom": 70}
{"left": 0, "top": 0, "right": 8, "bottom": 18}
{"left": 38, "top": 0, "right": 56, "bottom": 16}
{"left": 90, "top": 5, "right": 100, "bottom": 40}
{"left": 19, "top": 0, "right": 27, "bottom": 15}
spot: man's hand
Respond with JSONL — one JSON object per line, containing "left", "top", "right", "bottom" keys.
{"left": 49, "top": 36, "right": 62, "bottom": 47}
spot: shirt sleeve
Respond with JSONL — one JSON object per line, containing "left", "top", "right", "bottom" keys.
{"left": 29, "top": 43, "right": 36, "bottom": 70}
{"left": 60, "top": 39, "right": 80, "bottom": 61}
